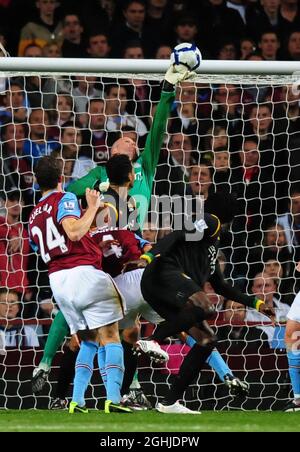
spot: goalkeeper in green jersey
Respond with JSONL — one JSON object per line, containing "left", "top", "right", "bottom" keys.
{"left": 67, "top": 76, "right": 177, "bottom": 228}
{"left": 31, "top": 64, "right": 194, "bottom": 404}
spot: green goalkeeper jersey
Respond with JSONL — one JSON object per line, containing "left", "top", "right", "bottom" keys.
{"left": 67, "top": 89, "right": 175, "bottom": 227}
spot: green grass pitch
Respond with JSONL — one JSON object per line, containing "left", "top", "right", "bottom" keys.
{"left": 0, "top": 410, "right": 299, "bottom": 432}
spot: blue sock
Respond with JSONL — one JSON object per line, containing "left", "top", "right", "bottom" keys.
{"left": 185, "top": 334, "right": 197, "bottom": 348}
{"left": 186, "top": 335, "right": 232, "bottom": 382}
{"left": 98, "top": 346, "right": 107, "bottom": 389}
{"left": 105, "top": 343, "right": 124, "bottom": 404}
{"left": 72, "top": 341, "right": 98, "bottom": 407}
{"left": 287, "top": 350, "right": 300, "bottom": 399}
{"left": 206, "top": 349, "right": 233, "bottom": 382}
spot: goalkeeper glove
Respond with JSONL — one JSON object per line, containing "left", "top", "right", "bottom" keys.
{"left": 164, "top": 64, "right": 195, "bottom": 87}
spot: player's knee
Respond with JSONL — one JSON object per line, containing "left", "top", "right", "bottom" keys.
{"left": 187, "top": 291, "right": 215, "bottom": 320}
{"left": 100, "top": 324, "right": 121, "bottom": 345}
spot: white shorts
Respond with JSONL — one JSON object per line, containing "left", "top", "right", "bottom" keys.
{"left": 287, "top": 291, "right": 300, "bottom": 323}
{"left": 49, "top": 265, "right": 125, "bottom": 334}
{"left": 113, "top": 269, "right": 163, "bottom": 330}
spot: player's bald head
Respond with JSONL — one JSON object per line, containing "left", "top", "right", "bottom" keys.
{"left": 111, "top": 137, "right": 137, "bottom": 160}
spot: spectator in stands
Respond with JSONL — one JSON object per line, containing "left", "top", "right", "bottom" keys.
{"left": 189, "top": 160, "right": 213, "bottom": 200}
{"left": 154, "top": 133, "right": 194, "bottom": 197}
{"left": 61, "top": 13, "right": 87, "bottom": 58}
{"left": 230, "top": 136, "right": 276, "bottom": 280}
{"left": 245, "top": 52, "right": 265, "bottom": 61}
{"left": 278, "top": 185, "right": 300, "bottom": 258}
{"left": 104, "top": 83, "right": 148, "bottom": 136}
{"left": 59, "top": 120, "right": 83, "bottom": 154}
{"left": 250, "top": 273, "right": 288, "bottom": 317}
{"left": 50, "top": 146, "right": 77, "bottom": 188}
{"left": 42, "top": 40, "right": 62, "bottom": 57}
{"left": 23, "top": 43, "right": 43, "bottom": 57}
{"left": 246, "top": 0, "right": 280, "bottom": 43}
{"left": 0, "top": 121, "right": 33, "bottom": 207}
{"left": 172, "top": 15, "right": 200, "bottom": 49}
{"left": 173, "top": 81, "right": 212, "bottom": 137}
{"left": 233, "top": 135, "right": 276, "bottom": 236}
{"left": 246, "top": 272, "right": 290, "bottom": 346}
{"left": 110, "top": 0, "right": 151, "bottom": 57}
{"left": 80, "top": 0, "right": 116, "bottom": 34}
{"left": 0, "top": 289, "right": 39, "bottom": 349}
{"left": 71, "top": 76, "right": 103, "bottom": 118}
{"left": 24, "top": 74, "right": 52, "bottom": 109}
{"left": 239, "top": 37, "right": 256, "bottom": 59}
{"left": 226, "top": 0, "right": 247, "bottom": 23}
{"left": 264, "top": 257, "right": 284, "bottom": 280}
{"left": 155, "top": 44, "right": 172, "bottom": 59}
{"left": 144, "top": 0, "right": 171, "bottom": 57}
{"left": 122, "top": 42, "right": 152, "bottom": 121}
{"left": 264, "top": 222, "right": 289, "bottom": 254}
{"left": 18, "top": 0, "right": 62, "bottom": 56}
{"left": 55, "top": 93, "right": 74, "bottom": 126}
{"left": 0, "top": 191, "right": 31, "bottom": 299}
{"left": 84, "top": 98, "right": 109, "bottom": 163}
{"left": 211, "top": 146, "right": 234, "bottom": 193}
{"left": 216, "top": 39, "right": 238, "bottom": 60}
{"left": 176, "top": 81, "right": 198, "bottom": 105}
{"left": 0, "top": 79, "right": 28, "bottom": 124}
{"left": 59, "top": 120, "right": 95, "bottom": 179}
{"left": 203, "top": 123, "right": 228, "bottom": 152}
{"left": 169, "top": 101, "right": 201, "bottom": 150}
{"left": 275, "top": 85, "right": 300, "bottom": 186}
{"left": 86, "top": 32, "right": 111, "bottom": 58}
{"left": 197, "top": 0, "right": 245, "bottom": 58}
{"left": 123, "top": 40, "right": 144, "bottom": 58}
{"left": 285, "top": 30, "right": 300, "bottom": 60}
{"left": 279, "top": 0, "right": 300, "bottom": 38}
{"left": 247, "top": 222, "right": 295, "bottom": 299}
{"left": 258, "top": 30, "right": 280, "bottom": 60}
{"left": 22, "top": 109, "right": 59, "bottom": 165}
{"left": 245, "top": 102, "right": 288, "bottom": 205}
{"left": 212, "top": 84, "right": 244, "bottom": 134}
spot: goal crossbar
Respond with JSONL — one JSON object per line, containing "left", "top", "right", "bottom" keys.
{"left": 0, "top": 58, "right": 300, "bottom": 85}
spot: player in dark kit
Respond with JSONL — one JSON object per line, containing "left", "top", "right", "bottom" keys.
{"left": 139, "top": 192, "right": 274, "bottom": 414}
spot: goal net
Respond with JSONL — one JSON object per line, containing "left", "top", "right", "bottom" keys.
{"left": 0, "top": 58, "right": 299, "bottom": 411}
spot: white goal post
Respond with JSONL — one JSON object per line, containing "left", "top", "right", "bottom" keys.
{"left": 0, "top": 57, "right": 299, "bottom": 411}
{"left": 1, "top": 57, "right": 300, "bottom": 81}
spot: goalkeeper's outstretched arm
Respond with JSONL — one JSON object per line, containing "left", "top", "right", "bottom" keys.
{"left": 141, "top": 64, "right": 195, "bottom": 179}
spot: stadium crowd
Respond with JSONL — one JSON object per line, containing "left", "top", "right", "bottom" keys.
{"left": 0, "top": 0, "right": 299, "bottom": 410}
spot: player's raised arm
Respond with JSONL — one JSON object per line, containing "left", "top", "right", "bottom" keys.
{"left": 62, "top": 188, "right": 103, "bottom": 241}
{"left": 141, "top": 61, "right": 195, "bottom": 178}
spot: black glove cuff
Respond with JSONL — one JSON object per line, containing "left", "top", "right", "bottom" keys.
{"left": 162, "top": 80, "right": 175, "bottom": 92}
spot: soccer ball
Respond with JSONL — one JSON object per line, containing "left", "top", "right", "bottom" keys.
{"left": 170, "top": 43, "right": 202, "bottom": 72}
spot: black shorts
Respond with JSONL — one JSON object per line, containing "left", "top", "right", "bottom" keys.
{"left": 141, "top": 258, "right": 200, "bottom": 320}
